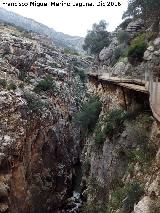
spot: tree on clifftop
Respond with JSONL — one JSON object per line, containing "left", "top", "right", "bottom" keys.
{"left": 123, "top": 0, "right": 160, "bottom": 32}
{"left": 83, "top": 20, "right": 110, "bottom": 55}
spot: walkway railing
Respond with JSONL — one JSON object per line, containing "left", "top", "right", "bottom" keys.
{"left": 87, "top": 67, "right": 160, "bottom": 122}
{"left": 148, "top": 71, "right": 160, "bottom": 121}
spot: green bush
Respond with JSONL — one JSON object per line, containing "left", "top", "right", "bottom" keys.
{"left": 19, "top": 83, "right": 24, "bottom": 89}
{"left": 64, "top": 48, "right": 79, "bottom": 56}
{"left": 7, "top": 82, "right": 17, "bottom": 90}
{"left": 49, "top": 62, "right": 59, "bottom": 68}
{"left": 94, "top": 109, "right": 129, "bottom": 146}
{"left": 24, "top": 92, "right": 47, "bottom": 113}
{"left": 127, "top": 34, "right": 147, "bottom": 64}
{"left": 122, "top": 182, "right": 144, "bottom": 213}
{"left": 18, "top": 70, "right": 27, "bottom": 81}
{"left": 103, "top": 109, "right": 127, "bottom": 136}
{"left": 111, "top": 47, "right": 123, "bottom": 66}
{"left": 117, "top": 30, "right": 130, "bottom": 44}
{"left": 128, "top": 42, "right": 147, "bottom": 64}
{"left": 34, "top": 76, "right": 56, "bottom": 93}
{"left": 126, "top": 114, "right": 155, "bottom": 171}
{"left": 75, "top": 96, "right": 102, "bottom": 133}
{"left": 73, "top": 66, "right": 86, "bottom": 82}
{"left": 0, "top": 79, "right": 7, "bottom": 88}
{"left": 108, "top": 181, "right": 143, "bottom": 213}
{"left": 95, "top": 128, "right": 106, "bottom": 145}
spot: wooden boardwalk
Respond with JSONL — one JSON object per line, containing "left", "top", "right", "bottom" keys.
{"left": 87, "top": 71, "right": 160, "bottom": 122}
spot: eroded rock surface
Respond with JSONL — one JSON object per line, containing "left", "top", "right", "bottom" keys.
{"left": 0, "top": 23, "right": 89, "bottom": 213}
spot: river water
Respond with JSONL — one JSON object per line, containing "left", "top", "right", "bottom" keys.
{"left": 65, "top": 162, "right": 83, "bottom": 212}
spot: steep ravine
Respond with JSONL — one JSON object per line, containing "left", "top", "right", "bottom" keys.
{"left": 80, "top": 77, "right": 160, "bottom": 213}
{"left": 0, "top": 23, "right": 88, "bottom": 213}
{"left": 0, "top": 22, "right": 160, "bottom": 213}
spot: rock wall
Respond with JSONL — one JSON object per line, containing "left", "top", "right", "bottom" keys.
{"left": 82, "top": 77, "right": 160, "bottom": 213}
{"left": 0, "top": 23, "right": 88, "bottom": 213}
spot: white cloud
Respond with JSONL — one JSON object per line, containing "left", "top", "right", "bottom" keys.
{"left": 1, "top": 0, "right": 128, "bottom": 36}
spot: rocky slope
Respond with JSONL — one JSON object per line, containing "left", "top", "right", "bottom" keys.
{"left": 0, "top": 7, "right": 84, "bottom": 53}
{"left": 1, "top": 12, "right": 160, "bottom": 213}
{"left": 78, "top": 15, "right": 160, "bottom": 212}
{"left": 0, "top": 22, "right": 89, "bottom": 213}
{"left": 97, "top": 18, "right": 160, "bottom": 80}
{"left": 81, "top": 76, "right": 160, "bottom": 213}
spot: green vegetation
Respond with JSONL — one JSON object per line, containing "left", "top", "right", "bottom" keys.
{"left": 117, "top": 30, "right": 130, "bottom": 44}
{"left": 0, "top": 79, "right": 7, "bottom": 88}
{"left": 34, "top": 76, "right": 57, "bottom": 93}
{"left": 94, "top": 125, "right": 106, "bottom": 145}
{"left": 111, "top": 46, "right": 128, "bottom": 66}
{"left": 127, "top": 34, "right": 147, "bottom": 64}
{"left": 108, "top": 181, "right": 144, "bottom": 213}
{"left": 102, "top": 109, "right": 127, "bottom": 134}
{"left": 24, "top": 92, "right": 47, "bottom": 113}
{"left": 126, "top": 114, "right": 156, "bottom": 170}
{"left": 81, "top": 177, "right": 108, "bottom": 213}
{"left": 64, "top": 48, "right": 79, "bottom": 56}
{"left": 7, "top": 81, "right": 17, "bottom": 90}
{"left": 75, "top": 96, "right": 102, "bottom": 133}
{"left": 78, "top": 70, "right": 86, "bottom": 82}
{"left": 18, "top": 70, "right": 27, "bottom": 81}
{"left": 94, "top": 109, "right": 129, "bottom": 145}
{"left": 49, "top": 62, "right": 59, "bottom": 68}
{"left": 123, "top": 0, "right": 160, "bottom": 32}
{"left": 73, "top": 66, "right": 86, "bottom": 82}
{"left": 83, "top": 159, "right": 91, "bottom": 176}
{"left": 19, "top": 83, "right": 24, "bottom": 89}
{"left": 83, "top": 20, "right": 110, "bottom": 55}
{"left": 128, "top": 44, "right": 146, "bottom": 63}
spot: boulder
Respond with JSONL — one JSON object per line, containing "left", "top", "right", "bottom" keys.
{"left": 99, "top": 47, "right": 113, "bottom": 61}
{"left": 126, "top": 18, "right": 144, "bottom": 35}
{"left": 144, "top": 50, "right": 153, "bottom": 61}
{"left": 153, "top": 37, "right": 160, "bottom": 47}
{"left": 134, "top": 196, "right": 153, "bottom": 213}
{"left": 99, "top": 37, "right": 118, "bottom": 62}
{"left": 111, "top": 61, "right": 126, "bottom": 75}
{"left": 147, "top": 46, "right": 154, "bottom": 52}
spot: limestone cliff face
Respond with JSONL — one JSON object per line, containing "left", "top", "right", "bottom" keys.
{"left": 0, "top": 23, "right": 88, "bottom": 213}
{"left": 82, "top": 77, "right": 160, "bottom": 213}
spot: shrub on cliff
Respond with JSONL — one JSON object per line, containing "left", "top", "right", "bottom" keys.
{"left": 34, "top": 76, "right": 56, "bottom": 93}
{"left": 126, "top": 114, "right": 156, "bottom": 170}
{"left": 7, "top": 81, "right": 17, "bottom": 90}
{"left": 73, "top": 66, "right": 86, "bottom": 82}
{"left": 104, "top": 109, "right": 128, "bottom": 134}
{"left": 24, "top": 92, "right": 47, "bottom": 113}
{"left": 94, "top": 109, "right": 133, "bottom": 146}
{"left": 108, "top": 181, "right": 144, "bottom": 213}
{"left": 64, "top": 48, "right": 79, "bottom": 56}
{"left": 128, "top": 42, "right": 147, "bottom": 65}
{"left": 0, "top": 79, "right": 7, "bottom": 88}
{"left": 127, "top": 33, "right": 147, "bottom": 65}
{"left": 75, "top": 96, "right": 102, "bottom": 133}
{"left": 117, "top": 30, "right": 130, "bottom": 44}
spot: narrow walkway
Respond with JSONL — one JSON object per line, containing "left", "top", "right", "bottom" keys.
{"left": 87, "top": 71, "right": 160, "bottom": 122}
{"left": 88, "top": 72, "right": 148, "bottom": 93}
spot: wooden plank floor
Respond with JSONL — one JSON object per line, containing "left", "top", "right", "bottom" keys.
{"left": 88, "top": 72, "right": 160, "bottom": 122}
